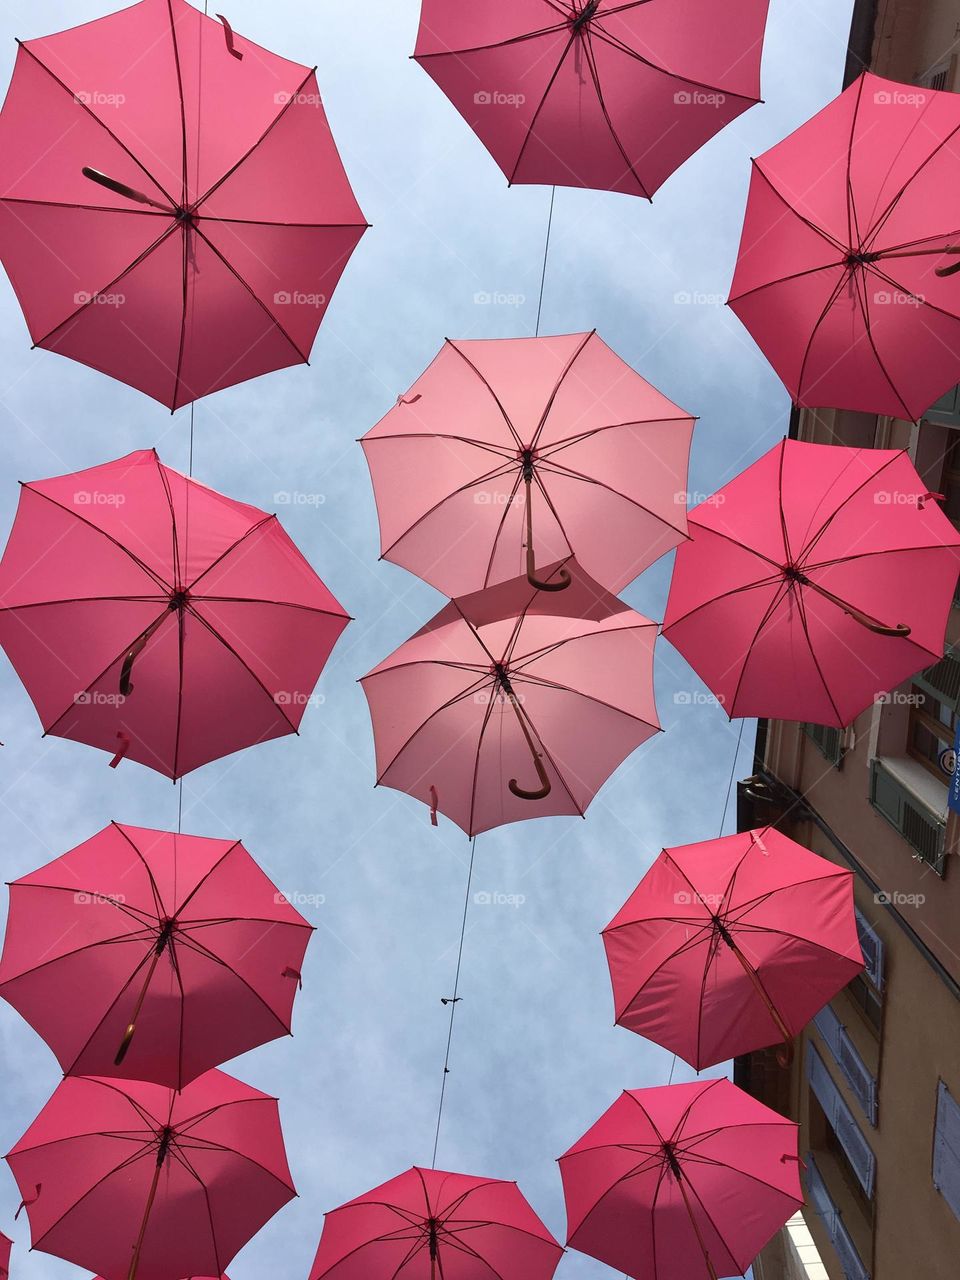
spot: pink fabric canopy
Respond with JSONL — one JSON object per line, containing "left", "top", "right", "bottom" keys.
{"left": 0, "top": 449, "right": 350, "bottom": 777}
{"left": 0, "top": 822, "right": 312, "bottom": 1089}
{"left": 309, "top": 1166, "right": 563, "bottom": 1280}
{"left": 361, "top": 562, "right": 660, "bottom": 835}
{"left": 6, "top": 1070, "right": 295, "bottom": 1280}
{"left": 663, "top": 439, "right": 960, "bottom": 726}
{"left": 362, "top": 332, "right": 695, "bottom": 597}
{"left": 414, "top": 1, "right": 770, "bottom": 197}
{"left": 729, "top": 71, "right": 960, "bottom": 419}
{"left": 0, "top": 0, "right": 367, "bottom": 408}
{"left": 603, "top": 828, "right": 864, "bottom": 1069}
{"left": 559, "top": 1079, "right": 802, "bottom": 1280}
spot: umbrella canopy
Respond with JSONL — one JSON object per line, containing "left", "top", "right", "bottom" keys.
{"left": 361, "top": 331, "right": 695, "bottom": 597}
{"left": 308, "top": 1166, "right": 563, "bottom": 1280}
{"left": 0, "top": 0, "right": 367, "bottom": 409}
{"left": 413, "top": 1, "right": 770, "bottom": 198}
{"left": 0, "top": 449, "right": 350, "bottom": 777}
{"left": 559, "top": 1079, "right": 802, "bottom": 1280}
{"left": 0, "top": 822, "right": 313, "bottom": 1090}
{"left": 6, "top": 1070, "right": 295, "bottom": 1280}
{"left": 360, "top": 562, "right": 660, "bottom": 836}
{"left": 662, "top": 439, "right": 960, "bottom": 727}
{"left": 602, "top": 828, "right": 864, "bottom": 1069}
{"left": 0, "top": 1233, "right": 10, "bottom": 1280}
{"left": 729, "top": 71, "right": 960, "bottom": 420}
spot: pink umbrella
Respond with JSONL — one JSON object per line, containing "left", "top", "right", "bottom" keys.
{"left": 0, "top": 449, "right": 350, "bottom": 777}
{"left": 729, "top": 71, "right": 960, "bottom": 419}
{"left": 602, "top": 828, "right": 864, "bottom": 1070}
{"left": 361, "top": 332, "right": 696, "bottom": 597}
{"left": 308, "top": 1166, "right": 563, "bottom": 1280}
{"left": 0, "top": 822, "right": 312, "bottom": 1090}
{"left": 0, "top": 0, "right": 367, "bottom": 409}
{"left": 361, "top": 562, "right": 660, "bottom": 835}
{"left": 559, "top": 1079, "right": 802, "bottom": 1280}
{"left": 6, "top": 1070, "right": 295, "bottom": 1280}
{"left": 662, "top": 439, "right": 960, "bottom": 726}
{"left": 414, "top": 2, "right": 770, "bottom": 197}
{"left": 0, "top": 1233, "right": 10, "bottom": 1280}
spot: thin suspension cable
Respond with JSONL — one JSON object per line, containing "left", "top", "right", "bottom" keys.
{"left": 535, "top": 187, "right": 556, "bottom": 337}
{"left": 431, "top": 835, "right": 478, "bottom": 1168}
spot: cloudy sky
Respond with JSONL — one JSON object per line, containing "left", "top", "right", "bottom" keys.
{"left": 0, "top": 1, "right": 855, "bottom": 1277}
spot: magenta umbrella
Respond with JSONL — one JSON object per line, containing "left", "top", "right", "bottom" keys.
{"left": 0, "top": 0, "right": 367, "bottom": 408}
{"left": 663, "top": 439, "right": 960, "bottom": 726}
{"left": 414, "top": 2, "right": 770, "bottom": 197}
{"left": 602, "top": 828, "right": 864, "bottom": 1069}
{"left": 729, "top": 71, "right": 960, "bottom": 419}
{"left": 0, "top": 822, "right": 313, "bottom": 1090}
{"left": 361, "top": 562, "right": 660, "bottom": 835}
{"left": 559, "top": 1079, "right": 802, "bottom": 1280}
{"left": 0, "top": 449, "right": 350, "bottom": 777}
{"left": 361, "top": 331, "right": 696, "bottom": 597}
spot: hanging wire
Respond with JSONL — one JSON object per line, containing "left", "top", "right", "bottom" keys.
{"left": 535, "top": 187, "right": 557, "bottom": 338}
{"left": 431, "top": 835, "right": 478, "bottom": 1168}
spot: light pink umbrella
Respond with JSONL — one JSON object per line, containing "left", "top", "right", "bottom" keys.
{"left": 0, "top": 449, "right": 350, "bottom": 777}
{"left": 729, "top": 71, "right": 960, "bottom": 419}
{"left": 308, "top": 1166, "right": 563, "bottom": 1280}
{"left": 0, "top": 822, "right": 313, "bottom": 1090}
{"left": 602, "top": 828, "right": 864, "bottom": 1070}
{"left": 663, "top": 439, "right": 960, "bottom": 726}
{"left": 6, "top": 1070, "right": 295, "bottom": 1280}
{"left": 414, "top": 2, "right": 770, "bottom": 197}
{"left": 0, "top": 0, "right": 367, "bottom": 409}
{"left": 360, "top": 562, "right": 660, "bottom": 835}
{"left": 361, "top": 332, "right": 695, "bottom": 597}
{"left": 559, "top": 1079, "right": 802, "bottom": 1280}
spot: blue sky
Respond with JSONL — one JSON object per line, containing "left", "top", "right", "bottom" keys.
{"left": 0, "top": 1, "right": 854, "bottom": 1277}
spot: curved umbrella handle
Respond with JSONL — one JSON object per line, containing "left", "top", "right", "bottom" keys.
{"left": 509, "top": 750, "right": 552, "bottom": 801}
{"left": 114, "top": 1022, "right": 137, "bottom": 1065}
{"left": 793, "top": 572, "right": 911, "bottom": 638}
{"left": 119, "top": 609, "right": 177, "bottom": 697}
{"left": 936, "top": 248, "right": 960, "bottom": 278}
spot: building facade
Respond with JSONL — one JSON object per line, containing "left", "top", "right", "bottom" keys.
{"left": 737, "top": 3, "right": 960, "bottom": 1277}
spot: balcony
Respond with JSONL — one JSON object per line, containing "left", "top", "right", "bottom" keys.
{"left": 869, "top": 758, "right": 947, "bottom": 875}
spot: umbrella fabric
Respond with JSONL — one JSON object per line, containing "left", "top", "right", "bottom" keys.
{"left": 0, "top": 449, "right": 350, "bottom": 777}
{"left": 0, "top": 0, "right": 366, "bottom": 409}
{"left": 6, "top": 1070, "right": 295, "bottom": 1280}
{"left": 0, "top": 1233, "right": 10, "bottom": 1280}
{"left": 729, "top": 71, "right": 960, "bottom": 419}
{"left": 559, "top": 1079, "right": 802, "bottom": 1280}
{"left": 662, "top": 439, "right": 960, "bottom": 727}
{"left": 414, "top": 2, "right": 770, "bottom": 197}
{"left": 309, "top": 1166, "right": 563, "bottom": 1280}
{"left": 0, "top": 822, "right": 313, "bottom": 1090}
{"left": 360, "top": 562, "right": 660, "bottom": 836}
{"left": 361, "top": 331, "right": 695, "bottom": 597}
{"left": 602, "top": 828, "right": 864, "bottom": 1069}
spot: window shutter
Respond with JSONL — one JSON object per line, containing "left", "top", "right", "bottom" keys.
{"left": 814, "top": 1005, "right": 878, "bottom": 1126}
{"left": 806, "top": 1044, "right": 876, "bottom": 1196}
{"left": 854, "top": 909, "right": 885, "bottom": 991}
{"left": 805, "top": 1156, "right": 871, "bottom": 1280}
{"left": 934, "top": 1081, "right": 960, "bottom": 1222}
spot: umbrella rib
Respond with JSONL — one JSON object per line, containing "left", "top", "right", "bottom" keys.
{"left": 510, "top": 668, "right": 660, "bottom": 729}
{"left": 661, "top": 569, "right": 785, "bottom": 634}
{"left": 507, "top": 691, "right": 586, "bottom": 816}
{"left": 196, "top": 215, "right": 369, "bottom": 230}
{"left": 379, "top": 460, "right": 520, "bottom": 560}
{"left": 363, "top": 431, "right": 518, "bottom": 462}
{"left": 25, "top": 1141, "right": 159, "bottom": 1250}
{"left": 444, "top": 341, "right": 523, "bottom": 448}
{"left": 467, "top": 676, "right": 502, "bottom": 836}
{"left": 727, "top": 260, "right": 845, "bottom": 308}
{"left": 191, "top": 223, "right": 310, "bottom": 364}
{"left": 530, "top": 329, "right": 596, "bottom": 450}
{"left": 0, "top": 595, "right": 168, "bottom": 613}
{"left": 413, "top": 21, "right": 571, "bottom": 63}
{"left": 776, "top": 439, "right": 792, "bottom": 564}
{"left": 164, "top": 1144, "right": 226, "bottom": 1278}
{"left": 794, "top": 265, "right": 857, "bottom": 408}
{"left": 168, "top": 928, "right": 296, "bottom": 1036}
{"left": 864, "top": 257, "right": 960, "bottom": 328}
{"left": 508, "top": 617, "right": 656, "bottom": 672}
{"left": 369, "top": 672, "right": 496, "bottom": 783}
{"left": 845, "top": 75, "right": 865, "bottom": 255}
{"left": 537, "top": 453, "right": 688, "bottom": 535}
{"left": 110, "top": 823, "right": 170, "bottom": 920}
{"left": 172, "top": 221, "right": 190, "bottom": 414}
{"left": 672, "top": 1163, "right": 740, "bottom": 1275}
{"left": 0, "top": 926, "right": 161, "bottom": 988}
{"left": 528, "top": 466, "right": 575, "bottom": 563}
{"left": 172, "top": 592, "right": 187, "bottom": 780}
{"left": 804, "top": 541, "right": 960, "bottom": 570}
{"left": 850, "top": 266, "right": 914, "bottom": 420}
{"left": 193, "top": 66, "right": 319, "bottom": 210}
{"left": 183, "top": 514, "right": 275, "bottom": 594}
{"left": 58, "top": 941, "right": 168, "bottom": 1078}
{"left": 0, "top": 196, "right": 168, "bottom": 217}
{"left": 13, "top": 42, "right": 177, "bottom": 208}
{"left": 795, "top": 449, "right": 907, "bottom": 565}
{"left": 792, "top": 584, "right": 845, "bottom": 726}
{"left": 580, "top": 33, "right": 651, "bottom": 199}
{"left": 508, "top": 31, "right": 579, "bottom": 185}
{"left": 18, "top": 486, "right": 171, "bottom": 594}
{"left": 537, "top": 414, "right": 695, "bottom": 459}
{"left": 192, "top": 596, "right": 349, "bottom": 621}
{"left": 31, "top": 221, "right": 180, "bottom": 352}
{"left": 587, "top": 22, "right": 762, "bottom": 105}
{"left": 481, "top": 469, "right": 525, "bottom": 589}
{"left": 41, "top": 607, "right": 176, "bottom": 740}
{"left": 725, "top": 577, "right": 794, "bottom": 719}
{"left": 153, "top": 454, "right": 182, "bottom": 599}
{"left": 744, "top": 160, "right": 849, "bottom": 256}
{"left": 164, "top": 0, "right": 189, "bottom": 207}
{"left": 863, "top": 112, "right": 960, "bottom": 254}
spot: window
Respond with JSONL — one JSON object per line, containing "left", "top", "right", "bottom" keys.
{"left": 813, "top": 1005, "right": 878, "bottom": 1125}
{"left": 803, "top": 722, "right": 844, "bottom": 766}
{"left": 807, "top": 1043, "right": 877, "bottom": 1198}
{"left": 934, "top": 1081, "right": 960, "bottom": 1222}
{"left": 908, "top": 681, "right": 959, "bottom": 783}
{"left": 941, "top": 435, "right": 960, "bottom": 527}
{"left": 806, "top": 1156, "right": 871, "bottom": 1280}
{"left": 869, "top": 759, "right": 947, "bottom": 874}
{"left": 926, "top": 383, "right": 960, "bottom": 429}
